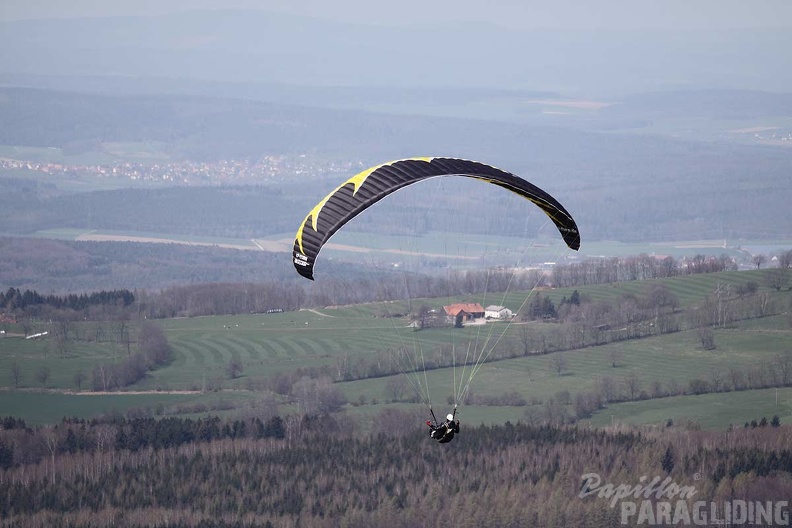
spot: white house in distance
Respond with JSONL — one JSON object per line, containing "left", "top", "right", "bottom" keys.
{"left": 485, "top": 305, "right": 514, "bottom": 320}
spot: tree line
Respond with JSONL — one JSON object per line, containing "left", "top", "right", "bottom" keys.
{"left": 132, "top": 260, "right": 791, "bottom": 320}
{"left": 553, "top": 251, "right": 792, "bottom": 289}
{"left": 552, "top": 253, "right": 735, "bottom": 287}
{"left": 86, "top": 321, "right": 173, "bottom": 391}
{"left": 0, "top": 287, "right": 134, "bottom": 313}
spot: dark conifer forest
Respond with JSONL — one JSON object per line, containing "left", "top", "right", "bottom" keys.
{"left": 0, "top": 414, "right": 790, "bottom": 527}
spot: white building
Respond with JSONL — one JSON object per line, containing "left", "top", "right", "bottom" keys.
{"left": 485, "top": 305, "right": 514, "bottom": 319}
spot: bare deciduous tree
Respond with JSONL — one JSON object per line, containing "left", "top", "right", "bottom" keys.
{"left": 290, "top": 376, "right": 347, "bottom": 414}
{"left": 549, "top": 354, "right": 568, "bottom": 377}
{"left": 335, "top": 353, "right": 351, "bottom": 381}
{"left": 772, "top": 351, "right": 792, "bottom": 386}
{"left": 624, "top": 373, "right": 641, "bottom": 400}
{"left": 36, "top": 366, "right": 51, "bottom": 387}
{"left": 137, "top": 321, "right": 171, "bottom": 366}
{"left": 18, "top": 318, "right": 33, "bottom": 338}
{"left": 779, "top": 249, "right": 792, "bottom": 269}
{"left": 647, "top": 284, "right": 679, "bottom": 313}
{"left": 226, "top": 358, "right": 244, "bottom": 379}
{"left": 698, "top": 326, "right": 716, "bottom": 350}
{"left": 92, "top": 364, "right": 113, "bottom": 391}
{"left": 597, "top": 376, "right": 618, "bottom": 402}
{"left": 765, "top": 268, "right": 788, "bottom": 292}
{"left": 50, "top": 309, "right": 77, "bottom": 358}
{"left": 43, "top": 427, "right": 59, "bottom": 485}
{"left": 73, "top": 370, "right": 86, "bottom": 391}
{"left": 114, "top": 319, "right": 132, "bottom": 357}
{"left": 728, "top": 368, "right": 744, "bottom": 391}
{"left": 542, "top": 397, "right": 567, "bottom": 426}
{"left": 609, "top": 349, "right": 622, "bottom": 368}
{"left": 94, "top": 424, "right": 116, "bottom": 456}
{"left": 386, "top": 375, "right": 408, "bottom": 402}
{"left": 518, "top": 325, "right": 533, "bottom": 356}
{"left": 649, "top": 380, "right": 665, "bottom": 398}
{"left": 709, "top": 368, "right": 724, "bottom": 392}
{"left": 10, "top": 362, "right": 22, "bottom": 388}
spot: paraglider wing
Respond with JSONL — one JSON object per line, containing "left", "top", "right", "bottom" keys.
{"left": 292, "top": 157, "right": 580, "bottom": 280}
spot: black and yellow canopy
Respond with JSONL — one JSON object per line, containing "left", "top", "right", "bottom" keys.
{"left": 293, "top": 157, "right": 580, "bottom": 280}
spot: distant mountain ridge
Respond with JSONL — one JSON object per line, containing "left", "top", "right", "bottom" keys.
{"left": 0, "top": 86, "right": 637, "bottom": 164}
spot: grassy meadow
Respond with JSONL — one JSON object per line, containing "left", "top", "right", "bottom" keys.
{"left": 587, "top": 387, "right": 792, "bottom": 429}
{"left": 0, "top": 269, "right": 790, "bottom": 427}
{"left": 0, "top": 391, "right": 203, "bottom": 426}
{"left": 336, "top": 313, "right": 791, "bottom": 425}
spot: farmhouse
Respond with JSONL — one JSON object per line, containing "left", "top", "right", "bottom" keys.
{"left": 443, "top": 303, "right": 485, "bottom": 322}
{"left": 485, "top": 305, "right": 514, "bottom": 319}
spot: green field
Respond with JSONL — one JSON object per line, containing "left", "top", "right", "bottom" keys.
{"left": 0, "top": 269, "right": 789, "bottom": 426}
{"left": 335, "top": 313, "right": 791, "bottom": 405}
{"left": 0, "top": 391, "right": 203, "bottom": 426}
{"left": 587, "top": 387, "right": 792, "bottom": 430}
{"left": 0, "top": 336, "right": 130, "bottom": 389}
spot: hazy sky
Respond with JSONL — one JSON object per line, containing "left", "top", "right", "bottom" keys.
{"left": 3, "top": 0, "right": 792, "bottom": 30}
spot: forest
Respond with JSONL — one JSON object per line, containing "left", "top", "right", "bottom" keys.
{"left": 0, "top": 288, "right": 134, "bottom": 312}
{"left": 0, "top": 414, "right": 789, "bottom": 527}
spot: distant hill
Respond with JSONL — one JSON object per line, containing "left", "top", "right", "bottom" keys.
{"left": 0, "top": 237, "right": 293, "bottom": 292}
{"left": 0, "top": 86, "right": 601, "bottom": 163}
{"left": 1, "top": 87, "right": 791, "bottom": 245}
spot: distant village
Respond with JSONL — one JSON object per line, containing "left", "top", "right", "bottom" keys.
{"left": 0, "top": 154, "right": 364, "bottom": 186}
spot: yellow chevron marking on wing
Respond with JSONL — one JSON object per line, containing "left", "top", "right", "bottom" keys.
{"left": 294, "top": 157, "right": 434, "bottom": 255}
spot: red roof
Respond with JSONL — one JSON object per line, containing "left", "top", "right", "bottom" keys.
{"left": 443, "top": 303, "right": 485, "bottom": 317}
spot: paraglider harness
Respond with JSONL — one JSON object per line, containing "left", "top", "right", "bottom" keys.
{"left": 426, "top": 406, "right": 459, "bottom": 444}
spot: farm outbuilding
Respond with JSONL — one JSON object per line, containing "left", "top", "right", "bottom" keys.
{"left": 443, "top": 303, "right": 485, "bottom": 322}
